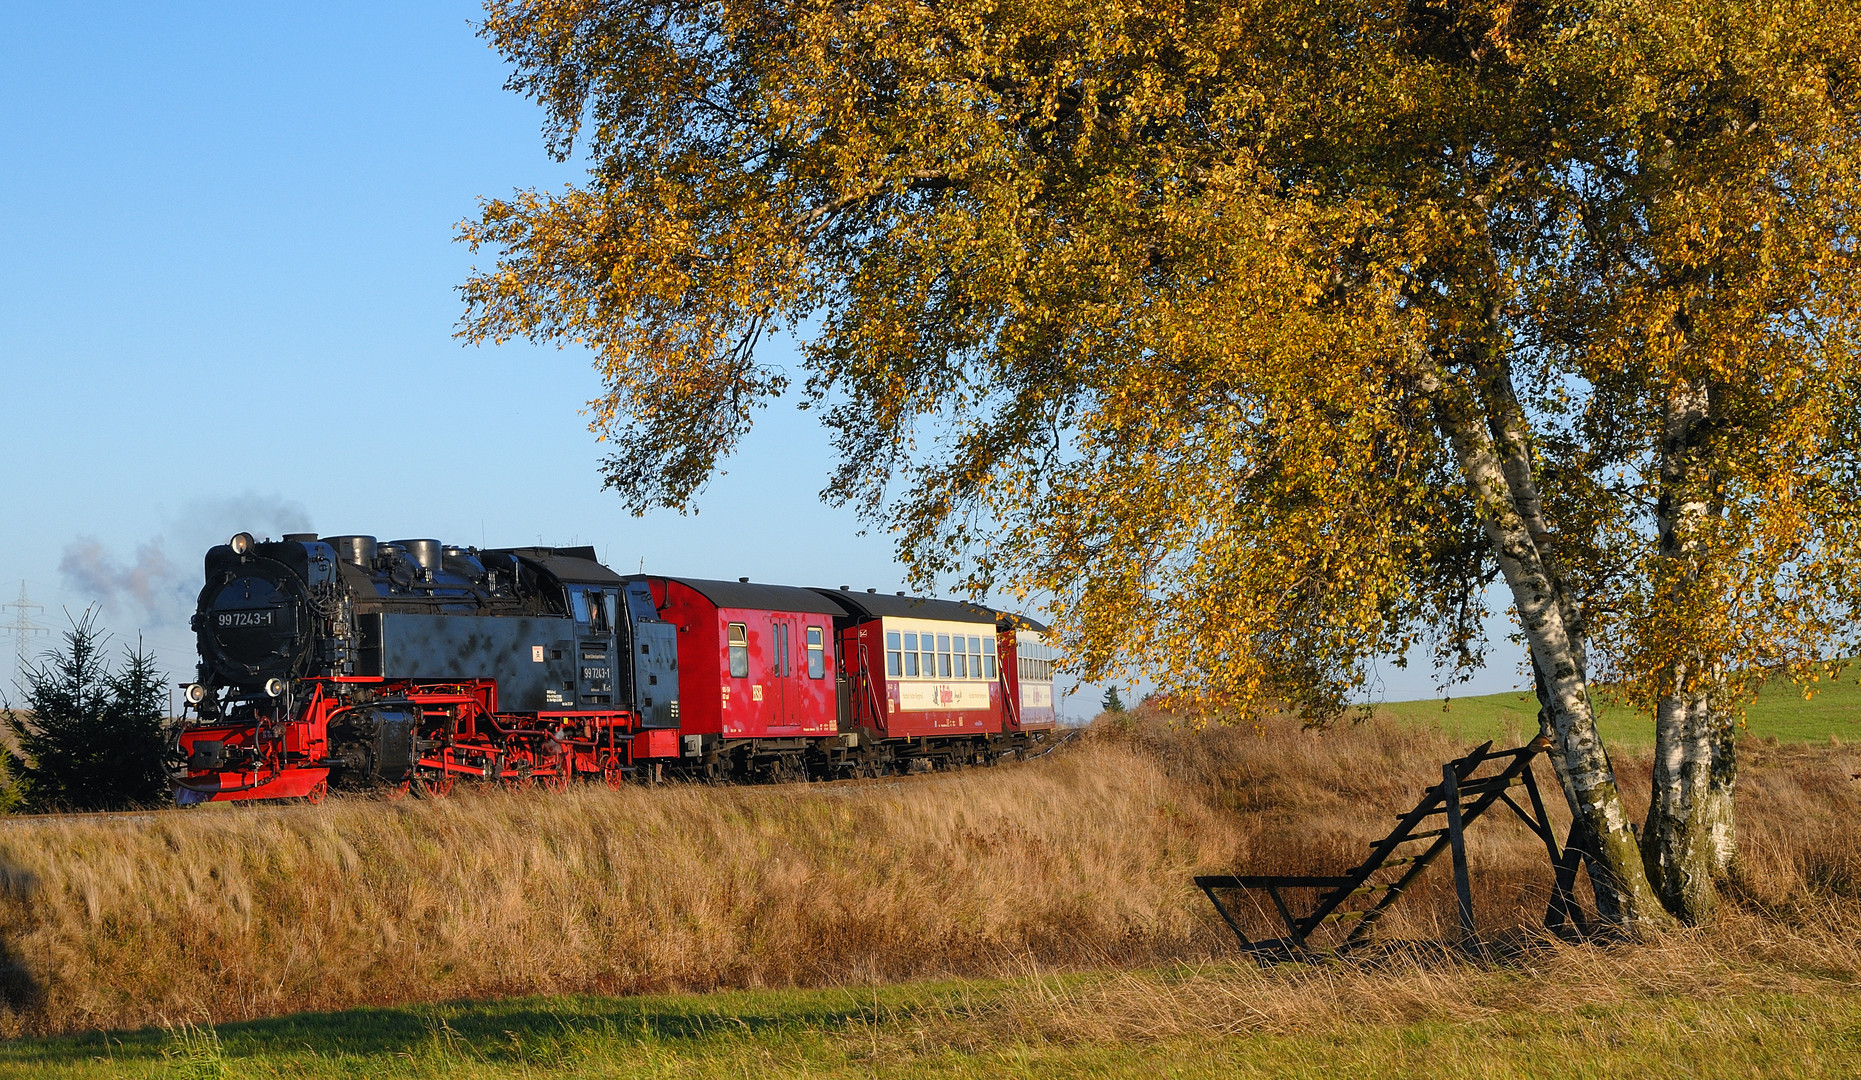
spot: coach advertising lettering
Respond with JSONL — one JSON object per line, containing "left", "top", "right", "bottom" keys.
{"left": 897, "top": 681, "right": 990, "bottom": 712}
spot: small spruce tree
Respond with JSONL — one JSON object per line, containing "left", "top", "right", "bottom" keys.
{"left": 1100, "top": 685, "right": 1125, "bottom": 715}
{"left": 3, "top": 610, "right": 171, "bottom": 812}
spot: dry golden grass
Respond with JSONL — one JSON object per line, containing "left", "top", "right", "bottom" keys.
{"left": 0, "top": 709, "right": 1853, "bottom": 1038}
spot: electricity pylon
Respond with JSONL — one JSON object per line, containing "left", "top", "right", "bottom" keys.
{"left": 2, "top": 581, "right": 50, "bottom": 689}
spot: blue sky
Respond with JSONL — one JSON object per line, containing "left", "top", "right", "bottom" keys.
{"left": 0, "top": 3, "right": 1525, "bottom": 711}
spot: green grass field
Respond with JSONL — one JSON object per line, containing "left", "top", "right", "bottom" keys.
{"left": 2, "top": 972, "right": 1856, "bottom": 1080}
{"left": 1374, "top": 671, "right": 1861, "bottom": 749}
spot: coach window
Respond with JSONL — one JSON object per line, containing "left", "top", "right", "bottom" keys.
{"left": 903, "top": 632, "right": 920, "bottom": 677}
{"left": 953, "top": 642, "right": 967, "bottom": 679}
{"left": 920, "top": 635, "right": 936, "bottom": 678}
{"left": 936, "top": 634, "right": 952, "bottom": 678}
{"left": 983, "top": 638, "right": 997, "bottom": 679}
{"left": 968, "top": 636, "right": 983, "bottom": 680}
{"left": 727, "top": 622, "right": 749, "bottom": 678}
{"left": 807, "top": 626, "right": 825, "bottom": 679}
{"left": 886, "top": 631, "right": 902, "bottom": 677}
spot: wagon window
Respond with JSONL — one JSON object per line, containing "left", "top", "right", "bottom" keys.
{"left": 920, "top": 635, "right": 936, "bottom": 679}
{"left": 807, "top": 626, "right": 825, "bottom": 679}
{"left": 936, "top": 634, "right": 952, "bottom": 678}
{"left": 885, "top": 631, "right": 902, "bottom": 677}
{"left": 903, "top": 632, "right": 920, "bottom": 677}
{"left": 968, "top": 636, "right": 983, "bottom": 679}
{"left": 983, "top": 638, "right": 997, "bottom": 679}
{"left": 953, "top": 649, "right": 967, "bottom": 679}
{"left": 727, "top": 622, "right": 749, "bottom": 678}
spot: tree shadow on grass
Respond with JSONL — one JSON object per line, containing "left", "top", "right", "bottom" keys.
{"left": 0, "top": 984, "right": 904, "bottom": 1069}
{"left": 0, "top": 859, "right": 42, "bottom": 1021}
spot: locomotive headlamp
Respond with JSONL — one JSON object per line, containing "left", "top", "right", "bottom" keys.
{"left": 263, "top": 677, "right": 286, "bottom": 698}
{"left": 230, "top": 532, "right": 255, "bottom": 555}
{"left": 184, "top": 683, "right": 206, "bottom": 704}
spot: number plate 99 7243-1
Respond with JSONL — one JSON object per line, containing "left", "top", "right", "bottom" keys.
{"left": 218, "top": 611, "right": 275, "bottom": 627}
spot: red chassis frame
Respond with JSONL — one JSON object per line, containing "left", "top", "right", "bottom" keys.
{"left": 174, "top": 677, "right": 639, "bottom": 804}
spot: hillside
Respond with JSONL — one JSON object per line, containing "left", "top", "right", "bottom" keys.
{"left": 1373, "top": 673, "right": 1861, "bottom": 748}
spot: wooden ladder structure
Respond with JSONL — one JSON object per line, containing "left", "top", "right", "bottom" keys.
{"left": 1196, "top": 735, "right": 1588, "bottom": 960}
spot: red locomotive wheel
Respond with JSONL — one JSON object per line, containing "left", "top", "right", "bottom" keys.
{"left": 384, "top": 780, "right": 412, "bottom": 801}
{"left": 542, "top": 766, "right": 571, "bottom": 793}
{"left": 602, "top": 759, "right": 625, "bottom": 789}
{"left": 416, "top": 773, "right": 454, "bottom": 799}
{"left": 305, "top": 780, "right": 328, "bottom": 805}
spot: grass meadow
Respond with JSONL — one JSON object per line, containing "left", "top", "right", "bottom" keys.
{"left": 2, "top": 961, "right": 1859, "bottom": 1078}
{"left": 1373, "top": 670, "right": 1861, "bottom": 749}
{"left": 0, "top": 685, "right": 1854, "bottom": 1076}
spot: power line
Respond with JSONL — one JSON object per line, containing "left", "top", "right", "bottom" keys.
{"left": 2, "top": 580, "right": 51, "bottom": 689}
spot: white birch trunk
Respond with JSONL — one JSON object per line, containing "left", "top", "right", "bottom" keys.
{"left": 1424, "top": 362, "right": 1668, "bottom": 930}
{"left": 1643, "top": 378, "right": 1735, "bottom": 922}
{"left": 1708, "top": 698, "right": 1738, "bottom": 872}
{"left": 1644, "top": 678, "right": 1727, "bottom": 921}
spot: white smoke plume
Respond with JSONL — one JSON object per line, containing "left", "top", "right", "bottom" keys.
{"left": 59, "top": 539, "right": 185, "bottom": 623}
{"left": 59, "top": 495, "right": 315, "bottom": 628}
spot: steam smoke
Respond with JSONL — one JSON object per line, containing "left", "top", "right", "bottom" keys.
{"left": 59, "top": 495, "right": 314, "bottom": 628}
{"left": 59, "top": 539, "right": 185, "bottom": 623}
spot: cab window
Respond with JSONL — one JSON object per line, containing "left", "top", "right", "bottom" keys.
{"left": 806, "top": 626, "right": 825, "bottom": 679}
{"left": 727, "top": 622, "right": 749, "bottom": 678}
{"left": 576, "top": 590, "right": 612, "bottom": 633}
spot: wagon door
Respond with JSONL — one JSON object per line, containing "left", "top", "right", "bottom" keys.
{"left": 764, "top": 612, "right": 793, "bottom": 727}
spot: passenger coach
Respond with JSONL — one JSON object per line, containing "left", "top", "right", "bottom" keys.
{"left": 817, "top": 588, "right": 1056, "bottom": 763}
{"left": 624, "top": 576, "right": 845, "bottom": 781}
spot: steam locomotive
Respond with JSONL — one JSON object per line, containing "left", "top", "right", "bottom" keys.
{"left": 172, "top": 532, "right": 1056, "bottom": 803}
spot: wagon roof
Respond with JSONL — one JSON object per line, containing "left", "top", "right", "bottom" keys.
{"left": 809, "top": 588, "right": 1048, "bottom": 632}
{"left": 640, "top": 576, "right": 846, "bottom": 614}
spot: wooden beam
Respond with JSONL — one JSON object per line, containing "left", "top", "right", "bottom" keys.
{"left": 1443, "top": 762, "right": 1476, "bottom": 940}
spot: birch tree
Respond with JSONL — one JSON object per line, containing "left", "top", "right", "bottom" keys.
{"left": 461, "top": 0, "right": 1861, "bottom": 926}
